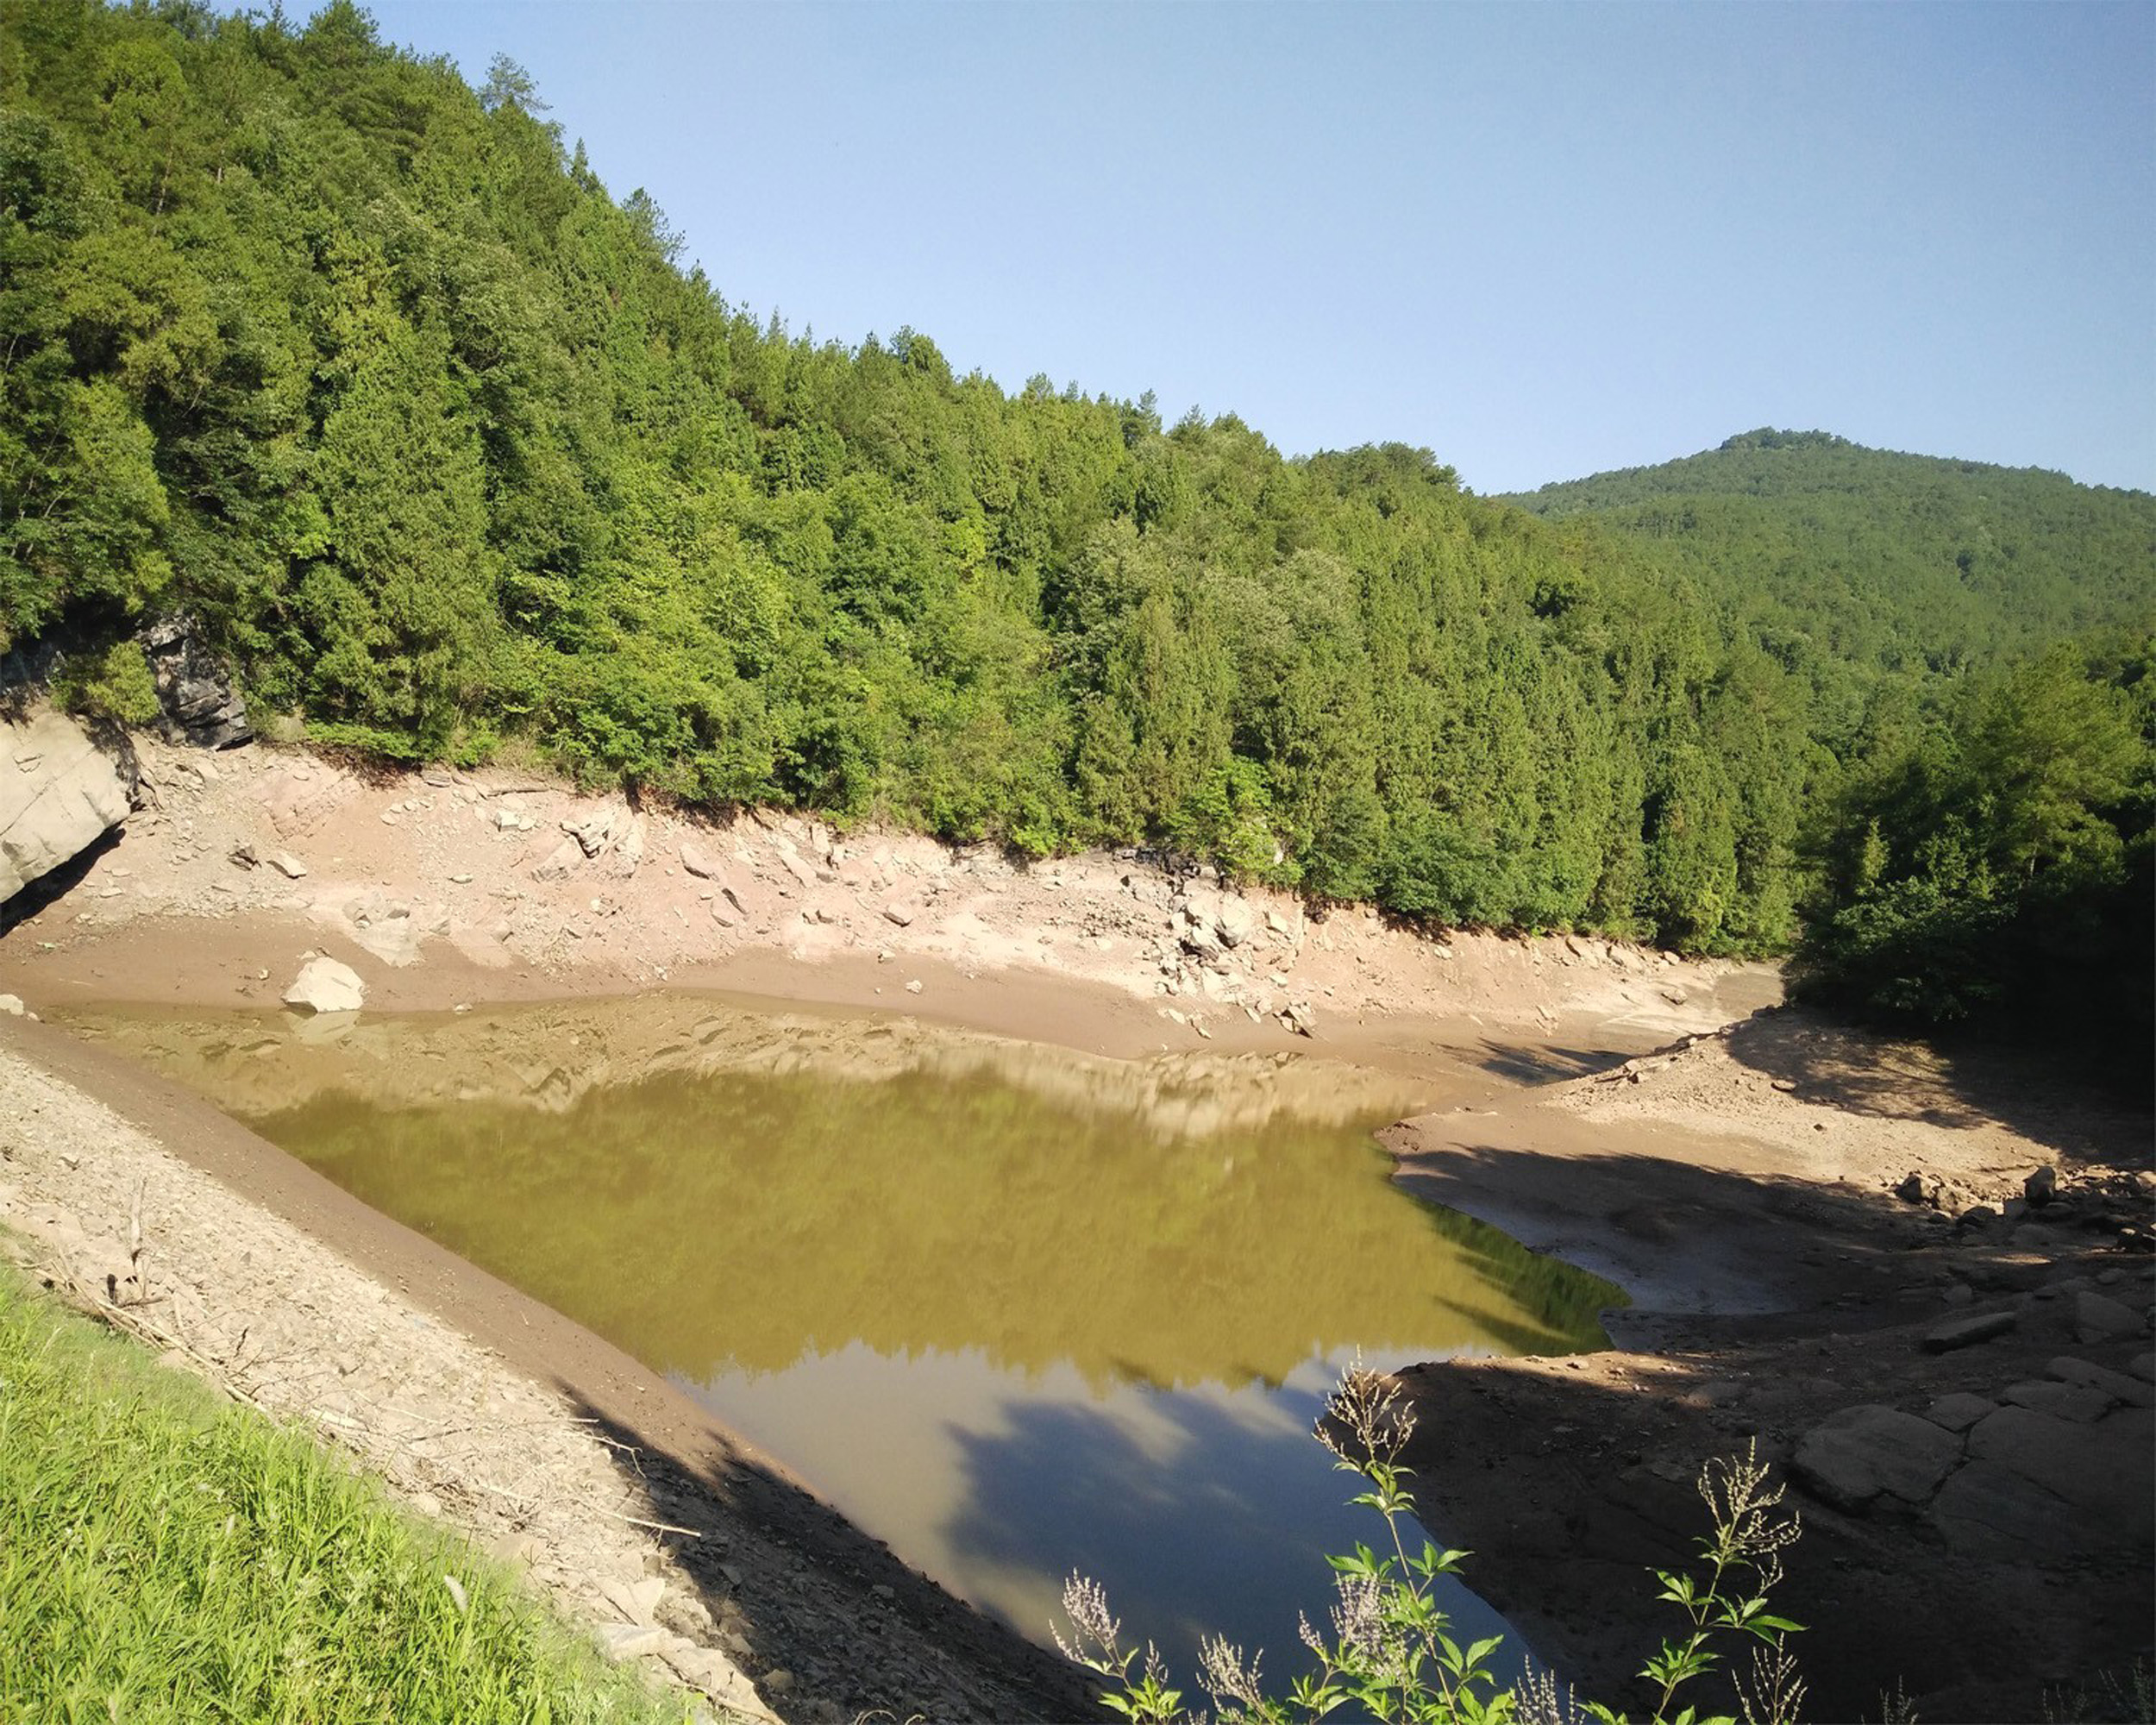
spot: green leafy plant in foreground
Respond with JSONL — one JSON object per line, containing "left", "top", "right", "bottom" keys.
{"left": 1056, "top": 1362, "right": 1807, "bottom": 1725}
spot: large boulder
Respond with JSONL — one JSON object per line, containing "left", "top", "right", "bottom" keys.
{"left": 141, "top": 616, "right": 250, "bottom": 749}
{"left": 1, "top": 711, "right": 135, "bottom": 905}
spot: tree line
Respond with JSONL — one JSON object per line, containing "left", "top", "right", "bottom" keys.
{"left": 3, "top": 2, "right": 2148, "bottom": 1060}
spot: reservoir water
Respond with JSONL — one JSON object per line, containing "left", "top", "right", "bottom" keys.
{"left": 63, "top": 994, "right": 1621, "bottom": 1687}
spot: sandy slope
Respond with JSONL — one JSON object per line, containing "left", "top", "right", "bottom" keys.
{"left": 0, "top": 733, "right": 1775, "bottom": 1063}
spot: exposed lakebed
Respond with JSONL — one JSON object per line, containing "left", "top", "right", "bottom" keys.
{"left": 63, "top": 994, "right": 1622, "bottom": 1681}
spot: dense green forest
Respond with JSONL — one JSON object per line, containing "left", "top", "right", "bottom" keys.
{"left": 1505, "top": 427, "right": 2150, "bottom": 685}
{"left": 3, "top": 2, "right": 2150, "bottom": 1051}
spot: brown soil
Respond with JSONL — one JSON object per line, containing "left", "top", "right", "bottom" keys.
{"left": 2, "top": 732, "right": 2147, "bottom": 1722}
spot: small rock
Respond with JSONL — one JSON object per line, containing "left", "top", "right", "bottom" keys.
{"left": 266, "top": 850, "right": 308, "bottom": 879}
{"left": 880, "top": 900, "right": 918, "bottom": 927}
{"left": 1793, "top": 1404, "right": 1962, "bottom": 1510}
{"left": 2025, "top": 1164, "right": 2058, "bottom": 1208}
{"left": 2042, "top": 1358, "right": 2148, "bottom": 1408}
{"left": 1215, "top": 900, "right": 1257, "bottom": 949}
{"left": 904, "top": 979, "right": 923, "bottom": 995}
{"left": 281, "top": 957, "right": 364, "bottom": 1014}
{"left": 1921, "top": 1311, "right": 2018, "bottom": 1352}
{"left": 680, "top": 840, "right": 719, "bottom": 879}
{"left": 532, "top": 836, "right": 584, "bottom": 882}
{"left": 1895, "top": 1171, "right": 1927, "bottom": 1205}
{"left": 563, "top": 806, "right": 621, "bottom": 858}
{"left": 2001, "top": 1380, "right": 2114, "bottom": 1422}
{"left": 599, "top": 1575, "right": 667, "bottom": 1627}
{"left": 599, "top": 1622, "right": 667, "bottom": 1660}
{"left": 1955, "top": 1204, "right": 2000, "bottom": 1230}
{"left": 0, "top": 994, "right": 22, "bottom": 1017}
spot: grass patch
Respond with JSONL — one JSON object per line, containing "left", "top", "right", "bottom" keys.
{"left": 0, "top": 1261, "right": 690, "bottom": 1722}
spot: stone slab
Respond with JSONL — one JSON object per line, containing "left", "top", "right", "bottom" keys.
{"left": 1794, "top": 1404, "right": 1963, "bottom": 1511}
{"left": 1922, "top": 1311, "right": 2018, "bottom": 1353}
{"left": 2002, "top": 1381, "right": 2112, "bottom": 1423}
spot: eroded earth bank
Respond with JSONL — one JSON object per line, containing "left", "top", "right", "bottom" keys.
{"left": 2, "top": 724, "right": 2149, "bottom": 1722}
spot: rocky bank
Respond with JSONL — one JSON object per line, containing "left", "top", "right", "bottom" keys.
{"left": 1388, "top": 1011, "right": 2154, "bottom": 1722}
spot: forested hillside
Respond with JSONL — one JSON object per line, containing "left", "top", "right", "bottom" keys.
{"left": 3, "top": 1, "right": 2150, "bottom": 1032}
{"left": 1505, "top": 429, "right": 2153, "bottom": 688}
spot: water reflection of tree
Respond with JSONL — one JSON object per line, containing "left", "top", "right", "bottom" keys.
{"left": 78, "top": 1004, "right": 1618, "bottom": 1386}
{"left": 232, "top": 1063, "right": 1609, "bottom": 1386}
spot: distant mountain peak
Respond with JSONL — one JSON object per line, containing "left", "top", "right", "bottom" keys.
{"left": 1714, "top": 428, "right": 1852, "bottom": 455}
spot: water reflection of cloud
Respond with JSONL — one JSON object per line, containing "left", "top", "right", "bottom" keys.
{"left": 678, "top": 1337, "right": 1526, "bottom": 1688}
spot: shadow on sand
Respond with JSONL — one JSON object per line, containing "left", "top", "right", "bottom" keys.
{"left": 1719, "top": 1006, "right": 2152, "bottom": 1160}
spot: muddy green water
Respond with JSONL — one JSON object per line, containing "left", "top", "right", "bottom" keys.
{"left": 64, "top": 994, "right": 1620, "bottom": 1683}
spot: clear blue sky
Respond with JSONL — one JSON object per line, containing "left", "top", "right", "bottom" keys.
{"left": 348, "top": 1, "right": 2153, "bottom": 495}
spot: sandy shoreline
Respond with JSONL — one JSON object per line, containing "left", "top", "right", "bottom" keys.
{"left": 3, "top": 732, "right": 2148, "bottom": 1722}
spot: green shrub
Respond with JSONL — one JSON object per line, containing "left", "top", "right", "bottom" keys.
{"left": 51, "top": 637, "right": 161, "bottom": 726}
{"left": 1057, "top": 1362, "right": 1807, "bottom": 1725}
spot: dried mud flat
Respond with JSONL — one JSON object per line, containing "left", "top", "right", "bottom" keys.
{"left": 2, "top": 732, "right": 2147, "bottom": 1722}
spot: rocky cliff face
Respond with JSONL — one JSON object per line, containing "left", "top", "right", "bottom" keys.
{"left": 1, "top": 712, "right": 135, "bottom": 905}
{"left": 143, "top": 617, "right": 251, "bottom": 749}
